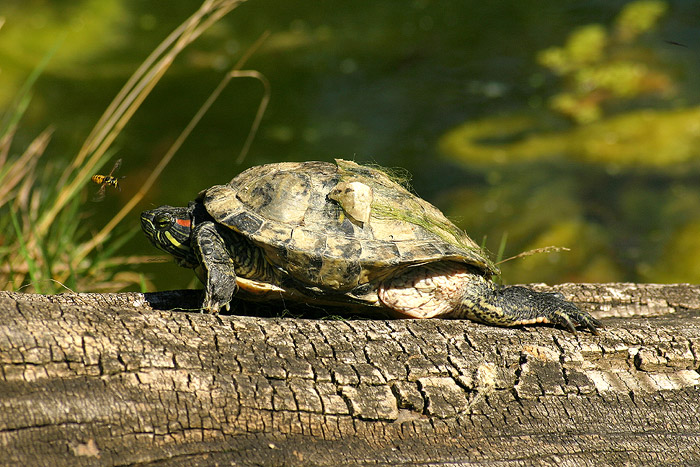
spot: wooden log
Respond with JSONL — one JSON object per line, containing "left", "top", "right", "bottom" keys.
{"left": 1, "top": 283, "right": 699, "bottom": 465}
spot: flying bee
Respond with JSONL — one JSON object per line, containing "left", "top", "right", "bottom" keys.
{"left": 92, "top": 158, "right": 125, "bottom": 201}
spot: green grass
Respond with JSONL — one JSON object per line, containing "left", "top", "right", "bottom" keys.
{"left": 0, "top": 0, "right": 254, "bottom": 294}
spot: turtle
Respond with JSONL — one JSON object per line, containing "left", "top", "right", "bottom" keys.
{"left": 140, "top": 159, "right": 601, "bottom": 334}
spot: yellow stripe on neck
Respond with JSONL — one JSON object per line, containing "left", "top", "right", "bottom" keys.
{"left": 164, "top": 231, "right": 186, "bottom": 250}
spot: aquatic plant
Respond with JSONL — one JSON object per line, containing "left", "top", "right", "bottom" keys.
{"left": 538, "top": 0, "right": 671, "bottom": 124}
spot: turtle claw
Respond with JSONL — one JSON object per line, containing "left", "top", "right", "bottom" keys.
{"left": 549, "top": 295, "right": 601, "bottom": 335}
{"left": 557, "top": 313, "right": 577, "bottom": 334}
{"left": 553, "top": 308, "right": 601, "bottom": 335}
{"left": 201, "top": 287, "right": 236, "bottom": 314}
{"left": 581, "top": 314, "right": 603, "bottom": 336}
{"left": 202, "top": 294, "right": 233, "bottom": 314}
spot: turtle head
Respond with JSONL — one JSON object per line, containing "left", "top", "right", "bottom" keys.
{"left": 141, "top": 204, "right": 199, "bottom": 268}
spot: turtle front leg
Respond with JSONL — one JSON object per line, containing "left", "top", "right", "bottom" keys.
{"left": 456, "top": 275, "right": 601, "bottom": 334}
{"left": 193, "top": 222, "right": 238, "bottom": 313}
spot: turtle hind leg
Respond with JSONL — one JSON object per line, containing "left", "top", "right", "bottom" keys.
{"left": 193, "top": 222, "right": 239, "bottom": 313}
{"left": 377, "top": 262, "right": 601, "bottom": 334}
{"left": 458, "top": 280, "right": 602, "bottom": 334}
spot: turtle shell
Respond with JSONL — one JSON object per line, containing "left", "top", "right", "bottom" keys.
{"left": 200, "top": 159, "right": 498, "bottom": 291}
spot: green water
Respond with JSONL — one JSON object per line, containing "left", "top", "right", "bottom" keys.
{"left": 3, "top": 0, "right": 700, "bottom": 291}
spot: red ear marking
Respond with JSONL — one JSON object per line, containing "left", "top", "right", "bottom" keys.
{"left": 176, "top": 219, "right": 191, "bottom": 227}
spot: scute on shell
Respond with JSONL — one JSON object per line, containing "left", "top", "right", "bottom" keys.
{"left": 328, "top": 181, "right": 373, "bottom": 224}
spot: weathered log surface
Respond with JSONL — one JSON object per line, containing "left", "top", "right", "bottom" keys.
{"left": 1, "top": 283, "right": 699, "bottom": 466}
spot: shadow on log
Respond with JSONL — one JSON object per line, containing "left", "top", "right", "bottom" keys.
{"left": 1, "top": 283, "right": 699, "bottom": 465}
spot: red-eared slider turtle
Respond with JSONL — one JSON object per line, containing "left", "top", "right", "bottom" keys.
{"left": 141, "top": 159, "right": 600, "bottom": 333}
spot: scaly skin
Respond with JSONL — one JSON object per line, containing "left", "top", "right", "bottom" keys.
{"left": 192, "top": 222, "right": 238, "bottom": 312}
{"left": 453, "top": 274, "right": 600, "bottom": 334}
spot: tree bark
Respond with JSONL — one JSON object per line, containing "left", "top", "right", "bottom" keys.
{"left": 1, "top": 283, "right": 699, "bottom": 466}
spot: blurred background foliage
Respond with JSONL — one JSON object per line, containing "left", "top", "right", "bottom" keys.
{"left": 1, "top": 0, "right": 699, "bottom": 293}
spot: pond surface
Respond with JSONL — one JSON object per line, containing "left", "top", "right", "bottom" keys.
{"left": 2, "top": 0, "right": 700, "bottom": 291}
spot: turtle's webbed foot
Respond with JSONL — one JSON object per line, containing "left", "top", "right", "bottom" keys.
{"left": 202, "top": 275, "right": 237, "bottom": 313}
{"left": 498, "top": 286, "right": 602, "bottom": 334}
{"left": 545, "top": 297, "right": 602, "bottom": 335}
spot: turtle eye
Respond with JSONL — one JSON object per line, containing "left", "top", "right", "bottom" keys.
{"left": 154, "top": 213, "right": 174, "bottom": 230}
